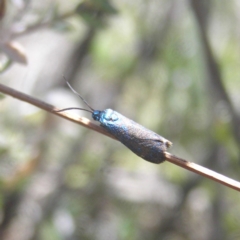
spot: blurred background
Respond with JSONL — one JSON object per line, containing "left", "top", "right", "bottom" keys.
{"left": 0, "top": 0, "right": 240, "bottom": 239}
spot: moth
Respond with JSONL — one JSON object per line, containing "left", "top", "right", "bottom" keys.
{"left": 58, "top": 81, "right": 172, "bottom": 164}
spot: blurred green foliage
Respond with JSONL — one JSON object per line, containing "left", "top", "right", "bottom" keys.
{"left": 0, "top": 0, "right": 240, "bottom": 239}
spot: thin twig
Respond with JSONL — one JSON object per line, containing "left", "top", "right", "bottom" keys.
{"left": 0, "top": 83, "right": 240, "bottom": 192}
{"left": 164, "top": 153, "right": 240, "bottom": 192}
{"left": 10, "top": 10, "right": 76, "bottom": 40}
{"left": 0, "top": 83, "right": 114, "bottom": 139}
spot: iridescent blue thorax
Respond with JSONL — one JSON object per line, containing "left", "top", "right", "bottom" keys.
{"left": 92, "top": 109, "right": 119, "bottom": 125}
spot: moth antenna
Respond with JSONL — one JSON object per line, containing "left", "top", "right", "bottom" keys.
{"left": 63, "top": 76, "right": 95, "bottom": 111}
{"left": 56, "top": 107, "right": 93, "bottom": 114}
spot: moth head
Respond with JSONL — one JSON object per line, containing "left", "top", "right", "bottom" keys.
{"left": 92, "top": 110, "right": 102, "bottom": 121}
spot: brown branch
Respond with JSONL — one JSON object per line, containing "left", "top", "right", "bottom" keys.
{"left": 165, "top": 153, "right": 240, "bottom": 192}
{"left": 0, "top": 83, "right": 115, "bottom": 139}
{"left": 10, "top": 10, "right": 76, "bottom": 40}
{"left": 0, "top": 83, "right": 240, "bottom": 192}
{"left": 190, "top": 0, "right": 240, "bottom": 144}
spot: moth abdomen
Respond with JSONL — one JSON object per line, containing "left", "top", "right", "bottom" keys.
{"left": 97, "top": 109, "right": 172, "bottom": 164}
